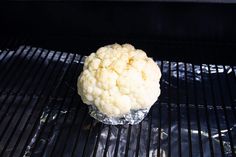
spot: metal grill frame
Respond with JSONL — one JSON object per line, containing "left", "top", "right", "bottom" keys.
{"left": 0, "top": 40, "right": 235, "bottom": 157}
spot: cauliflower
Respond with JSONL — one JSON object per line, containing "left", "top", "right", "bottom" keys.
{"left": 77, "top": 43, "right": 161, "bottom": 117}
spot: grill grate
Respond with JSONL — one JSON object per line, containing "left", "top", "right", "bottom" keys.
{"left": 0, "top": 42, "right": 235, "bottom": 157}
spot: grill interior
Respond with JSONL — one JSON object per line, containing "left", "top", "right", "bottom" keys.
{"left": 0, "top": 39, "right": 235, "bottom": 157}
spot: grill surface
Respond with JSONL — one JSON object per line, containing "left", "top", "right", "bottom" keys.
{"left": 0, "top": 41, "right": 235, "bottom": 157}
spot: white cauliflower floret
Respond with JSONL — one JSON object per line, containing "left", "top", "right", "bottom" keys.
{"left": 77, "top": 43, "right": 161, "bottom": 117}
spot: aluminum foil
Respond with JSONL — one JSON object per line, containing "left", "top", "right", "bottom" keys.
{"left": 88, "top": 105, "right": 150, "bottom": 125}
{"left": 2, "top": 46, "right": 235, "bottom": 157}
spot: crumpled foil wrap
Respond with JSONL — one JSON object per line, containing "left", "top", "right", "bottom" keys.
{"left": 1, "top": 46, "right": 234, "bottom": 157}
{"left": 88, "top": 105, "right": 150, "bottom": 125}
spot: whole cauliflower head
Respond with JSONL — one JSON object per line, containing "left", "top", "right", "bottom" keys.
{"left": 77, "top": 43, "right": 161, "bottom": 117}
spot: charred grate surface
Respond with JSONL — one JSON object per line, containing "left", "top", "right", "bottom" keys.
{"left": 0, "top": 43, "right": 235, "bottom": 157}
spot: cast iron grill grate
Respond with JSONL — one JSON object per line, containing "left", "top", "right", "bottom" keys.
{"left": 0, "top": 40, "right": 235, "bottom": 157}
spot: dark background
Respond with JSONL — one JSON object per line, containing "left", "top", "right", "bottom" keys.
{"left": 0, "top": 2, "right": 236, "bottom": 64}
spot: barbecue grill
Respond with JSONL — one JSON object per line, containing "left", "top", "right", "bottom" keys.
{"left": 0, "top": 2, "right": 235, "bottom": 157}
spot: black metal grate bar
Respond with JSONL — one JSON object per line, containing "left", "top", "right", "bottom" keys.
{"left": 7, "top": 50, "right": 58, "bottom": 157}
{"left": 199, "top": 65, "right": 215, "bottom": 157}
{"left": 6, "top": 49, "right": 54, "bottom": 157}
{"left": 146, "top": 104, "right": 152, "bottom": 157}
{"left": 192, "top": 64, "right": 204, "bottom": 157}
{"left": 27, "top": 53, "right": 72, "bottom": 156}
{"left": 0, "top": 46, "right": 28, "bottom": 94}
{"left": 18, "top": 51, "right": 67, "bottom": 157}
{"left": 135, "top": 122, "right": 142, "bottom": 157}
{"left": 39, "top": 56, "right": 79, "bottom": 157}
{"left": 114, "top": 125, "right": 122, "bottom": 157}
{"left": 0, "top": 44, "right": 235, "bottom": 157}
{"left": 0, "top": 39, "right": 16, "bottom": 62}
{"left": 207, "top": 64, "right": 226, "bottom": 157}
{"left": 0, "top": 48, "right": 46, "bottom": 156}
{"left": 71, "top": 113, "right": 91, "bottom": 156}
{"left": 0, "top": 47, "right": 29, "bottom": 124}
{"left": 157, "top": 60, "right": 163, "bottom": 157}
{"left": 177, "top": 62, "right": 182, "bottom": 157}
{"left": 13, "top": 50, "right": 64, "bottom": 157}
{"left": 103, "top": 125, "right": 112, "bottom": 157}
{"left": 124, "top": 124, "right": 132, "bottom": 157}
{"left": 215, "top": 65, "right": 236, "bottom": 157}
{"left": 33, "top": 54, "right": 77, "bottom": 157}
{"left": 0, "top": 48, "right": 39, "bottom": 137}
{"left": 82, "top": 122, "right": 103, "bottom": 157}
{"left": 223, "top": 66, "right": 236, "bottom": 120}
{"left": 167, "top": 61, "right": 172, "bottom": 157}
{"left": 60, "top": 106, "right": 87, "bottom": 157}
{"left": 232, "top": 66, "right": 236, "bottom": 83}
{"left": 46, "top": 55, "right": 82, "bottom": 156}
{"left": 184, "top": 63, "right": 193, "bottom": 157}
